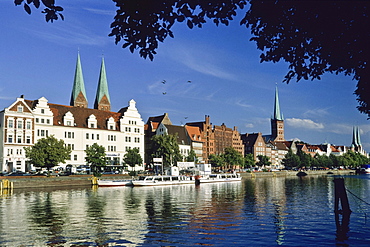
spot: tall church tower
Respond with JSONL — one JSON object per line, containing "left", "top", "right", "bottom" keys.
{"left": 94, "top": 57, "right": 111, "bottom": 111}
{"left": 70, "top": 52, "right": 88, "bottom": 108}
{"left": 271, "top": 86, "right": 285, "bottom": 141}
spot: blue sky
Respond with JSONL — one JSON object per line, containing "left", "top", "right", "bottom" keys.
{"left": 1, "top": 1, "right": 369, "bottom": 151}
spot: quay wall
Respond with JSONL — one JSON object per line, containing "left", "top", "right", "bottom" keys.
{"left": 0, "top": 170, "right": 353, "bottom": 189}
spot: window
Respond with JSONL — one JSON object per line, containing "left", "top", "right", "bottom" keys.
{"left": 17, "top": 135, "right": 22, "bottom": 143}
{"left": 47, "top": 119, "right": 50, "bottom": 124}
{"left": 125, "top": 136, "right": 131, "bottom": 142}
{"left": 26, "top": 136, "right": 31, "bottom": 144}
{"left": 26, "top": 121, "right": 31, "bottom": 129}
{"left": 17, "top": 120, "right": 23, "bottom": 129}
{"left": 67, "top": 121, "right": 71, "bottom": 126}
{"left": 92, "top": 134, "right": 94, "bottom": 140}
{"left": 8, "top": 119, "right": 13, "bottom": 128}
{"left": 17, "top": 106, "right": 23, "bottom": 113}
{"left": 41, "top": 109, "right": 45, "bottom": 114}
{"left": 97, "top": 134, "right": 99, "bottom": 140}
{"left": 7, "top": 149, "right": 13, "bottom": 155}
{"left": 74, "top": 155, "right": 77, "bottom": 161}
{"left": 86, "top": 133, "right": 89, "bottom": 139}
{"left": 40, "top": 130, "right": 45, "bottom": 136}
{"left": 41, "top": 118, "right": 44, "bottom": 124}
{"left": 90, "top": 123, "right": 95, "bottom": 128}
{"left": 8, "top": 135, "right": 13, "bottom": 143}
{"left": 109, "top": 125, "right": 114, "bottom": 130}
{"left": 36, "top": 118, "right": 39, "bottom": 123}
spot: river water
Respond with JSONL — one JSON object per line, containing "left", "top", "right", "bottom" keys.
{"left": 1, "top": 175, "right": 370, "bottom": 246}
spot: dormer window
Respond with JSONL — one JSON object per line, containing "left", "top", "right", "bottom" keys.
{"left": 63, "top": 111, "right": 75, "bottom": 126}
{"left": 107, "top": 117, "right": 116, "bottom": 130}
{"left": 88, "top": 115, "right": 97, "bottom": 129}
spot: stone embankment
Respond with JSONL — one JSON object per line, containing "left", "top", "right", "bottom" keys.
{"left": 0, "top": 170, "right": 353, "bottom": 189}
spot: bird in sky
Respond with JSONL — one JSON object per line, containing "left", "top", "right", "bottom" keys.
{"left": 162, "top": 80, "right": 166, "bottom": 84}
{"left": 187, "top": 80, "right": 191, "bottom": 83}
{"left": 162, "top": 92, "right": 167, "bottom": 95}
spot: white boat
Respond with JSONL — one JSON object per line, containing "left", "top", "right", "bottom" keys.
{"left": 131, "top": 175, "right": 194, "bottom": 186}
{"left": 97, "top": 179, "right": 133, "bottom": 187}
{"left": 131, "top": 173, "right": 242, "bottom": 186}
{"left": 198, "top": 173, "right": 242, "bottom": 183}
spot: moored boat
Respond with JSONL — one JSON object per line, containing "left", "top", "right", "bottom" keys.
{"left": 198, "top": 173, "right": 242, "bottom": 183}
{"left": 97, "top": 179, "right": 133, "bottom": 187}
{"left": 131, "top": 175, "right": 194, "bottom": 186}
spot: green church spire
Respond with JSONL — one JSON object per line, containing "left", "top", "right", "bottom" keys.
{"left": 70, "top": 52, "right": 88, "bottom": 108}
{"left": 94, "top": 57, "right": 111, "bottom": 111}
{"left": 273, "top": 86, "right": 283, "bottom": 121}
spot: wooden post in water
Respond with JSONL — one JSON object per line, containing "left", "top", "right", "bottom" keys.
{"left": 333, "top": 178, "right": 351, "bottom": 215}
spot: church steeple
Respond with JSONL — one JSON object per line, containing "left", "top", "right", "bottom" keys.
{"left": 94, "top": 57, "right": 111, "bottom": 111}
{"left": 273, "top": 86, "right": 284, "bottom": 121}
{"left": 271, "top": 86, "right": 285, "bottom": 141}
{"left": 70, "top": 52, "right": 88, "bottom": 108}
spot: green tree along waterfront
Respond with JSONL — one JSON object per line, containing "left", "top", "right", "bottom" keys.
{"left": 123, "top": 148, "right": 143, "bottom": 174}
{"left": 282, "top": 150, "right": 370, "bottom": 170}
{"left": 85, "top": 143, "right": 107, "bottom": 177}
{"left": 24, "top": 135, "right": 71, "bottom": 176}
{"left": 149, "top": 134, "right": 182, "bottom": 168}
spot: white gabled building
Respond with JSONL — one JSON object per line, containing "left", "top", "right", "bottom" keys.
{"left": 0, "top": 54, "right": 145, "bottom": 173}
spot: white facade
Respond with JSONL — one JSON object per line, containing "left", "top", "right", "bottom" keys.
{"left": 0, "top": 97, "right": 145, "bottom": 172}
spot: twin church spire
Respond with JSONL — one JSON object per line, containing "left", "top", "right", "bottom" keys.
{"left": 70, "top": 52, "right": 111, "bottom": 111}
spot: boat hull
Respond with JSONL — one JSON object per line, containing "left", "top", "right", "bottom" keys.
{"left": 97, "top": 180, "right": 133, "bottom": 187}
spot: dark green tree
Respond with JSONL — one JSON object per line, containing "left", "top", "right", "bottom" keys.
{"left": 282, "top": 149, "right": 300, "bottom": 169}
{"left": 244, "top": 153, "right": 255, "bottom": 169}
{"left": 296, "top": 149, "right": 313, "bottom": 169}
{"left": 85, "top": 143, "right": 107, "bottom": 176}
{"left": 123, "top": 148, "right": 143, "bottom": 170}
{"left": 150, "top": 134, "right": 182, "bottom": 167}
{"left": 16, "top": 1, "right": 370, "bottom": 117}
{"left": 222, "top": 147, "right": 244, "bottom": 170}
{"left": 256, "top": 155, "right": 271, "bottom": 168}
{"left": 186, "top": 149, "right": 198, "bottom": 163}
{"left": 208, "top": 154, "right": 225, "bottom": 171}
{"left": 24, "top": 135, "right": 71, "bottom": 176}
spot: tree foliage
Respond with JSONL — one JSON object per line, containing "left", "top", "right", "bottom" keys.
{"left": 244, "top": 153, "right": 255, "bottom": 168}
{"left": 14, "top": 0, "right": 64, "bottom": 22}
{"left": 123, "top": 148, "right": 143, "bottom": 168}
{"left": 256, "top": 155, "right": 271, "bottom": 167}
{"left": 85, "top": 143, "right": 107, "bottom": 176}
{"left": 186, "top": 149, "right": 198, "bottom": 163}
{"left": 208, "top": 154, "right": 225, "bottom": 170}
{"left": 24, "top": 135, "right": 71, "bottom": 172}
{"left": 150, "top": 134, "right": 182, "bottom": 167}
{"left": 223, "top": 147, "right": 244, "bottom": 170}
{"left": 15, "top": 1, "right": 370, "bottom": 116}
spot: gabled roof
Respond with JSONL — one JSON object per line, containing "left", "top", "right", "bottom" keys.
{"left": 241, "top": 133, "right": 261, "bottom": 146}
{"left": 164, "top": 124, "right": 190, "bottom": 145}
{"left": 25, "top": 99, "right": 122, "bottom": 130}
{"left": 185, "top": 125, "right": 203, "bottom": 142}
{"left": 146, "top": 113, "right": 172, "bottom": 125}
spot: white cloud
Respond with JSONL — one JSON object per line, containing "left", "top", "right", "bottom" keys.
{"left": 302, "top": 108, "right": 330, "bottom": 118}
{"left": 286, "top": 118, "right": 325, "bottom": 130}
{"left": 244, "top": 123, "right": 254, "bottom": 128}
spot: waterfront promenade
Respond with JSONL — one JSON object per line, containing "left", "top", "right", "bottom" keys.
{"left": 0, "top": 170, "right": 353, "bottom": 189}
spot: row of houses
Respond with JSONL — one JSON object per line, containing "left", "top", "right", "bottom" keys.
{"left": 0, "top": 54, "right": 366, "bottom": 173}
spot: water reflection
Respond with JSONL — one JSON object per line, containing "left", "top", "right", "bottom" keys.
{"left": 0, "top": 176, "right": 370, "bottom": 246}
{"left": 28, "top": 192, "right": 67, "bottom": 245}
